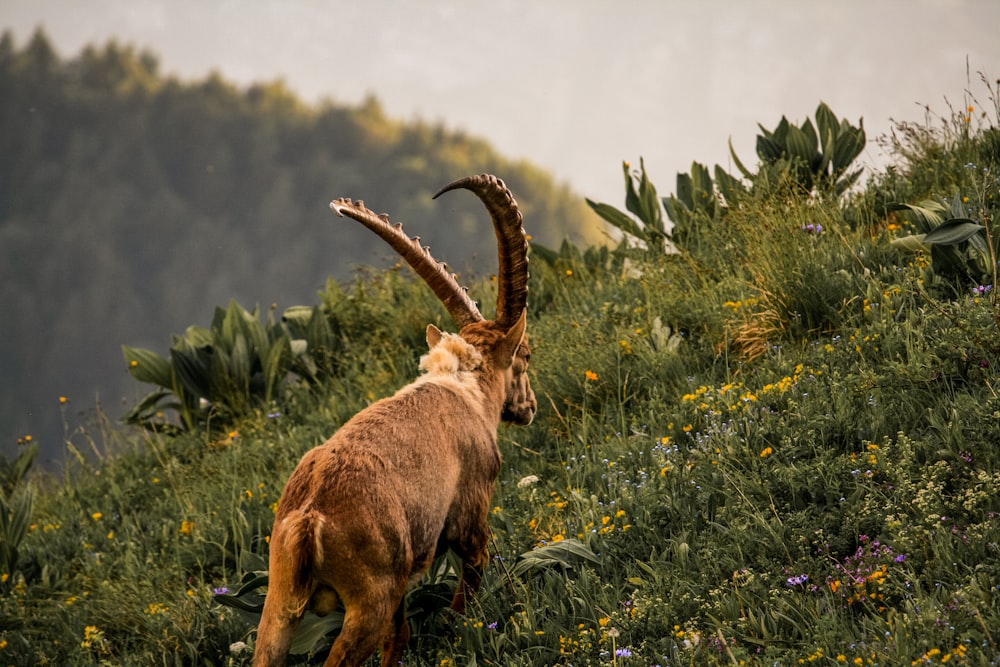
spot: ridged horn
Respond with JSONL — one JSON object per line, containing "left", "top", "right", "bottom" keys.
{"left": 330, "top": 198, "right": 484, "bottom": 328}
{"left": 433, "top": 174, "right": 529, "bottom": 330}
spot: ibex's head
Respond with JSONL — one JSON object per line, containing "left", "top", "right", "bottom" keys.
{"left": 330, "top": 174, "right": 536, "bottom": 426}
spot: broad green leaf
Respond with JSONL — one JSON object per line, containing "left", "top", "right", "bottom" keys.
{"left": 785, "top": 125, "right": 816, "bottom": 165}
{"left": 923, "top": 218, "right": 984, "bottom": 246}
{"left": 122, "top": 345, "right": 173, "bottom": 387}
{"left": 728, "top": 137, "right": 755, "bottom": 179}
{"left": 512, "top": 538, "right": 599, "bottom": 576}
{"left": 832, "top": 124, "right": 865, "bottom": 173}
{"left": 886, "top": 202, "right": 946, "bottom": 230}
{"left": 290, "top": 611, "right": 344, "bottom": 655}
{"left": 229, "top": 332, "right": 251, "bottom": 387}
{"left": 675, "top": 172, "right": 694, "bottom": 210}
{"left": 282, "top": 305, "right": 315, "bottom": 329}
{"left": 263, "top": 336, "right": 289, "bottom": 402}
{"left": 691, "top": 161, "right": 712, "bottom": 196}
{"left": 890, "top": 234, "right": 928, "bottom": 252}
{"left": 815, "top": 101, "right": 839, "bottom": 150}
{"left": 800, "top": 118, "right": 819, "bottom": 155}
{"left": 120, "top": 389, "right": 177, "bottom": 425}
{"left": 585, "top": 199, "right": 645, "bottom": 241}
{"left": 756, "top": 135, "right": 783, "bottom": 162}
{"left": 171, "top": 347, "right": 211, "bottom": 399}
{"left": 714, "top": 165, "right": 746, "bottom": 205}
{"left": 181, "top": 325, "right": 213, "bottom": 349}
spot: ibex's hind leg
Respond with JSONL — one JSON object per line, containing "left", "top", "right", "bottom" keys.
{"left": 321, "top": 604, "right": 387, "bottom": 667}
{"left": 380, "top": 596, "right": 410, "bottom": 667}
{"left": 253, "top": 605, "right": 302, "bottom": 667}
{"left": 322, "top": 577, "right": 408, "bottom": 667}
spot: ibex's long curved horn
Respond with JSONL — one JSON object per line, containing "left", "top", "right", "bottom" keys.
{"left": 330, "top": 198, "right": 484, "bottom": 328}
{"left": 433, "top": 174, "right": 529, "bottom": 331}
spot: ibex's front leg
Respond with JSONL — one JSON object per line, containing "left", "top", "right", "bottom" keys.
{"left": 449, "top": 519, "right": 491, "bottom": 614}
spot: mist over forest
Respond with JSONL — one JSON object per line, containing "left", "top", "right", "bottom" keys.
{"left": 0, "top": 29, "right": 603, "bottom": 464}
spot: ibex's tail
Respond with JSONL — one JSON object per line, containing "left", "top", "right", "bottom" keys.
{"left": 253, "top": 511, "right": 327, "bottom": 666}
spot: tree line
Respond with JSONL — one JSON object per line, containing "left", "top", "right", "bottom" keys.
{"left": 0, "top": 29, "right": 602, "bottom": 464}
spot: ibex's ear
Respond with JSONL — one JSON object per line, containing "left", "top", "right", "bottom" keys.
{"left": 426, "top": 324, "right": 444, "bottom": 349}
{"left": 498, "top": 309, "right": 527, "bottom": 363}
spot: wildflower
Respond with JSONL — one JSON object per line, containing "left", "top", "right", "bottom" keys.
{"left": 615, "top": 647, "right": 632, "bottom": 657}
{"left": 91, "top": 512, "right": 102, "bottom": 521}
{"left": 760, "top": 447, "right": 773, "bottom": 458}
{"left": 517, "top": 474, "right": 540, "bottom": 488}
{"left": 585, "top": 370, "right": 599, "bottom": 381}
{"left": 565, "top": 269, "right": 573, "bottom": 277}
{"left": 130, "top": 359, "right": 138, "bottom": 368}
{"left": 81, "top": 625, "right": 104, "bottom": 649}
{"left": 801, "top": 223, "right": 823, "bottom": 234}
{"left": 488, "top": 621, "right": 498, "bottom": 629}
{"left": 58, "top": 396, "right": 68, "bottom": 404}
{"left": 213, "top": 587, "right": 229, "bottom": 595}
{"left": 973, "top": 284, "right": 992, "bottom": 295}
{"left": 786, "top": 574, "right": 809, "bottom": 586}
{"left": 179, "top": 520, "right": 195, "bottom": 535}
{"left": 144, "top": 602, "right": 169, "bottom": 616}
{"left": 229, "top": 641, "right": 248, "bottom": 654}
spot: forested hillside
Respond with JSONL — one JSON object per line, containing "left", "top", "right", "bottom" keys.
{"left": 0, "top": 29, "right": 602, "bottom": 462}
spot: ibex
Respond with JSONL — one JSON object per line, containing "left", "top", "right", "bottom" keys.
{"left": 254, "top": 175, "right": 536, "bottom": 667}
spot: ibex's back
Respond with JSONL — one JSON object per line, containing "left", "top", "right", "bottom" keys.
{"left": 254, "top": 176, "right": 535, "bottom": 667}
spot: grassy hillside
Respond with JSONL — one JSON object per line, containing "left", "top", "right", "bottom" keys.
{"left": 2, "top": 78, "right": 1000, "bottom": 665}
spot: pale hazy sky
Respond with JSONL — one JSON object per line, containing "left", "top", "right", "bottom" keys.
{"left": 4, "top": 0, "right": 1000, "bottom": 205}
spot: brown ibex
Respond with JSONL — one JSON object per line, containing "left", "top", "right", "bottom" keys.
{"left": 253, "top": 175, "right": 536, "bottom": 667}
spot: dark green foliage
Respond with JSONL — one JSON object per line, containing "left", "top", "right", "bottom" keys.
{"left": 733, "top": 101, "right": 867, "bottom": 197}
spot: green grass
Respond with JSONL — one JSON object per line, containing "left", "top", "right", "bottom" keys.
{"left": 4, "top": 88, "right": 1000, "bottom": 666}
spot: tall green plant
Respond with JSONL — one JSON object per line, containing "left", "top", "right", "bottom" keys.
{"left": 889, "top": 196, "right": 992, "bottom": 287}
{"left": 0, "top": 442, "right": 35, "bottom": 582}
{"left": 730, "top": 101, "right": 866, "bottom": 197}
{"left": 122, "top": 300, "right": 294, "bottom": 432}
{"left": 585, "top": 159, "right": 670, "bottom": 256}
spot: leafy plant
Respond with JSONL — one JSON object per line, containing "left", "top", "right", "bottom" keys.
{"left": 730, "top": 101, "right": 866, "bottom": 197}
{"left": 121, "top": 300, "right": 295, "bottom": 432}
{"left": 0, "top": 442, "right": 35, "bottom": 582}
{"left": 889, "top": 196, "right": 991, "bottom": 286}
{"left": 662, "top": 161, "right": 746, "bottom": 251}
{"left": 585, "top": 158, "right": 670, "bottom": 256}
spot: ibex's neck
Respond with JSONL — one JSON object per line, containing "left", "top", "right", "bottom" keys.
{"left": 413, "top": 330, "right": 507, "bottom": 423}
